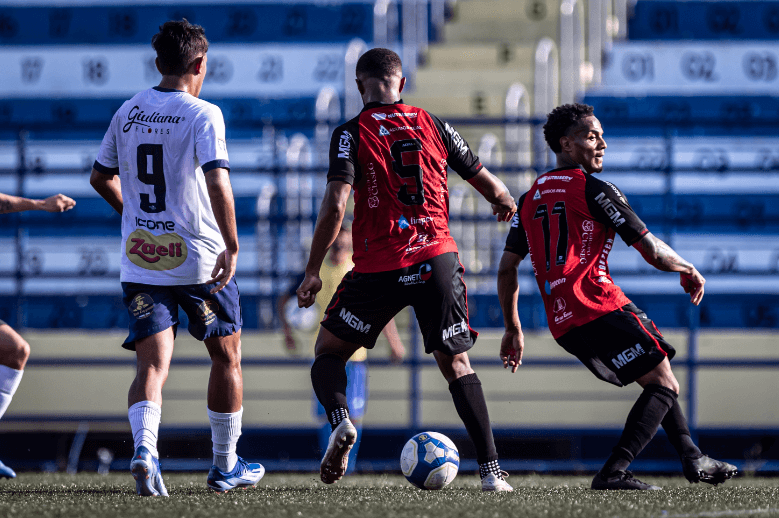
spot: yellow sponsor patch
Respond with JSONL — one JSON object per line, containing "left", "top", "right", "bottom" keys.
{"left": 130, "top": 293, "right": 154, "bottom": 320}
{"left": 126, "top": 229, "right": 187, "bottom": 271}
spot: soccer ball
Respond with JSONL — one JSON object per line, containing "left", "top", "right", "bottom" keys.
{"left": 400, "top": 432, "right": 459, "bottom": 490}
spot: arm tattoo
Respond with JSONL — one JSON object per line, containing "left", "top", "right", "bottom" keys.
{"left": 0, "top": 198, "right": 12, "bottom": 214}
{"left": 636, "top": 232, "right": 693, "bottom": 273}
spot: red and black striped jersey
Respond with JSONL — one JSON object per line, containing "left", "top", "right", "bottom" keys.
{"left": 504, "top": 167, "right": 649, "bottom": 338}
{"left": 327, "top": 100, "right": 483, "bottom": 273}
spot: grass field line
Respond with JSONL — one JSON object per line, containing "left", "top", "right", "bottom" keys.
{"left": 662, "top": 509, "right": 779, "bottom": 518}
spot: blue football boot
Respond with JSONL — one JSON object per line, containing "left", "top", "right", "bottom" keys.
{"left": 0, "top": 460, "right": 16, "bottom": 479}
{"left": 130, "top": 446, "right": 169, "bottom": 497}
{"left": 207, "top": 457, "right": 265, "bottom": 493}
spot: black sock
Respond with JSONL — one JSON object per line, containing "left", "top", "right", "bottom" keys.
{"left": 448, "top": 373, "right": 498, "bottom": 466}
{"left": 601, "top": 384, "right": 677, "bottom": 475}
{"left": 311, "top": 354, "right": 349, "bottom": 429}
{"left": 661, "top": 398, "right": 702, "bottom": 459}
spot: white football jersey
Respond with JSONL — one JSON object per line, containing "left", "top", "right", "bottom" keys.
{"left": 95, "top": 87, "right": 230, "bottom": 285}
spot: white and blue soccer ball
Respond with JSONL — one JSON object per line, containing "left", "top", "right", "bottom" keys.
{"left": 400, "top": 432, "right": 460, "bottom": 490}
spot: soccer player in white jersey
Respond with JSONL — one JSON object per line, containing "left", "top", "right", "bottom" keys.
{"left": 0, "top": 192, "right": 75, "bottom": 478}
{"left": 90, "top": 20, "right": 264, "bottom": 496}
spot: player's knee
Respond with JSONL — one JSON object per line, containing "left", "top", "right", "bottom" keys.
{"left": 16, "top": 337, "right": 30, "bottom": 366}
{"left": 2, "top": 336, "right": 30, "bottom": 370}
{"left": 210, "top": 345, "right": 241, "bottom": 367}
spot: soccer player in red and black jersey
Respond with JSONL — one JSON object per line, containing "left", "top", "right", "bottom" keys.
{"left": 297, "top": 48, "right": 516, "bottom": 491}
{"left": 497, "top": 103, "right": 737, "bottom": 490}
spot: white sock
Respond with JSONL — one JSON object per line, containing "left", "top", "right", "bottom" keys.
{"left": 128, "top": 401, "right": 161, "bottom": 459}
{"left": 208, "top": 406, "right": 243, "bottom": 472}
{"left": 0, "top": 365, "right": 23, "bottom": 419}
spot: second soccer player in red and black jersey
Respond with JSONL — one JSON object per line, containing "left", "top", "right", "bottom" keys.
{"left": 297, "top": 48, "right": 516, "bottom": 491}
{"left": 497, "top": 103, "right": 737, "bottom": 490}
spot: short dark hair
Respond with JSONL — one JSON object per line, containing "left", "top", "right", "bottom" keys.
{"left": 151, "top": 19, "right": 209, "bottom": 76}
{"left": 543, "top": 103, "right": 595, "bottom": 153}
{"left": 356, "top": 48, "right": 402, "bottom": 80}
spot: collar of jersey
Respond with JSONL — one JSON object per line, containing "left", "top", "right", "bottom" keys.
{"left": 361, "top": 99, "right": 404, "bottom": 112}
{"left": 542, "top": 166, "right": 584, "bottom": 176}
{"left": 153, "top": 86, "right": 185, "bottom": 93}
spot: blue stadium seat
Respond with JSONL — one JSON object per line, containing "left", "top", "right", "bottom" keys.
{"left": 628, "top": 1, "right": 779, "bottom": 41}
{"left": 0, "top": 4, "right": 374, "bottom": 44}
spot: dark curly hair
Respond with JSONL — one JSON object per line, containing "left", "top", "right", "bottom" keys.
{"left": 356, "top": 47, "right": 402, "bottom": 80}
{"left": 543, "top": 103, "right": 595, "bottom": 154}
{"left": 152, "top": 19, "right": 209, "bottom": 76}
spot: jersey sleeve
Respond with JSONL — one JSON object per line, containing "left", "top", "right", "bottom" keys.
{"left": 327, "top": 122, "right": 359, "bottom": 185}
{"left": 93, "top": 111, "right": 119, "bottom": 176}
{"left": 584, "top": 175, "right": 648, "bottom": 246}
{"left": 195, "top": 104, "right": 230, "bottom": 174}
{"left": 429, "top": 113, "right": 483, "bottom": 180}
{"left": 504, "top": 193, "right": 529, "bottom": 258}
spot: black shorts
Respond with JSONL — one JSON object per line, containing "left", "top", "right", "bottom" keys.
{"left": 555, "top": 302, "right": 676, "bottom": 387}
{"left": 320, "top": 252, "right": 477, "bottom": 356}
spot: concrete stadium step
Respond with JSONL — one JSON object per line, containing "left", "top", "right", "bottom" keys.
{"left": 443, "top": 19, "right": 557, "bottom": 44}
{"left": 425, "top": 43, "right": 535, "bottom": 69}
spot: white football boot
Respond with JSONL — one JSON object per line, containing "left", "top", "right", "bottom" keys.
{"left": 320, "top": 418, "right": 357, "bottom": 484}
{"left": 482, "top": 471, "right": 514, "bottom": 492}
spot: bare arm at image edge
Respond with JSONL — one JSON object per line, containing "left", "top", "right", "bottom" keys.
{"left": 0, "top": 192, "right": 76, "bottom": 214}
{"left": 205, "top": 167, "right": 239, "bottom": 294}
{"left": 633, "top": 231, "right": 705, "bottom": 305}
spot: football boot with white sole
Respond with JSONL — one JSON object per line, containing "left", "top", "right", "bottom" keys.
{"left": 481, "top": 471, "right": 513, "bottom": 492}
{"left": 0, "top": 460, "right": 16, "bottom": 479}
{"left": 682, "top": 455, "right": 738, "bottom": 485}
{"left": 130, "top": 446, "right": 169, "bottom": 497}
{"left": 320, "top": 418, "right": 357, "bottom": 484}
{"left": 591, "top": 470, "right": 661, "bottom": 490}
{"left": 207, "top": 457, "right": 265, "bottom": 493}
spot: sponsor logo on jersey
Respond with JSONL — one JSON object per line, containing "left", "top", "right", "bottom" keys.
{"left": 366, "top": 162, "right": 379, "bottom": 208}
{"left": 197, "top": 300, "right": 219, "bottom": 325}
{"left": 379, "top": 125, "right": 390, "bottom": 136}
{"left": 389, "top": 125, "right": 422, "bottom": 133}
{"left": 580, "top": 220, "right": 594, "bottom": 264}
{"left": 129, "top": 293, "right": 154, "bottom": 320}
{"left": 126, "top": 229, "right": 187, "bottom": 271}
{"left": 442, "top": 318, "right": 468, "bottom": 341}
{"left": 444, "top": 122, "right": 468, "bottom": 154}
{"left": 541, "top": 188, "right": 566, "bottom": 195}
{"left": 398, "top": 263, "right": 433, "bottom": 285}
{"left": 596, "top": 238, "right": 614, "bottom": 276}
{"left": 612, "top": 344, "right": 645, "bottom": 369}
{"left": 533, "top": 190, "right": 541, "bottom": 200}
{"left": 135, "top": 217, "right": 175, "bottom": 231}
{"left": 598, "top": 276, "right": 612, "bottom": 284}
{"left": 399, "top": 215, "right": 433, "bottom": 229}
{"left": 537, "top": 175, "right": 572, "bottom": 185}
{"left": 550, "top": 277, "right": 566, "bottom": 290}
{"left": 399, "top": 215, "right": 410, "bottom": 229}
{"left": 604, "top": 181, "right": 627, "bottom": 204}
{"left": 337, "top": 130, "right": 352, "bottom": 158}
{"left": 123, "top": 106, "right": 183, "bottom": 133}
{"left": 217, "top": 138, "right": 227, "bottom": 153}
{"left": 511, "top": 213, "right": 520, "bottom": 227}
{"left": 405, "top": 233, "right": 438, "bottom": 253}
{"left": 552, "top": 297, "right": 573, "bottom": 324}
{"left": 372, "top": 113, "right": 387, "bottom": 120}
{"left": 594, "top": 192, "right": 626, "bottom": 227}
{"left": 339, "top": 308, "right": 371, "bottom": 333}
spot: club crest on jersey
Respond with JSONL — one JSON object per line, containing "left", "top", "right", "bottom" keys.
{"left": 126, "top": 229, "right": 188, "bottom": 271}
{"left": 533, "top": 190, "right": 541, "bottom": 200}
{"left": 379, "top": 125, "right": 390, "bottom": 136}
{"left": 197, "top": 300, "right": 219, "bottom": 325}
{"left": 130, "top": 293, "right": 154, "bottom": 320}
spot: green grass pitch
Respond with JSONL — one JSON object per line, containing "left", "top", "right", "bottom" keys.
{"left": 1, "top": 473, "right": 778, "bottom": 518}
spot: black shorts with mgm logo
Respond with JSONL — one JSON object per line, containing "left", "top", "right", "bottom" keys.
{"left": 320, "top": 252, "right": 477, "bottom": 356}
{"left": 555, "top": 302, "right": 676, "bottom": 387}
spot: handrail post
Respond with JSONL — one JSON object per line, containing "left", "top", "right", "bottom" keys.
{"left": 534, "top": 38, "right": 558, "bottom": 172}
{"left": 409, "top": 307, "right": 421, "bottom": 430}
{"left": 401, "top": 0, "right": 419, "bottom": 91}
{"left": 687, "top": 303, "right": 700, "bottom": 442}
{"left": 14, "top": 130, "right": 28, "bottom": 328}
{"left": 559, "top": 0, "right": 583, "bottom": 104}
{"left": 344, "top": 39, "right": 368, "bottom": 119}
